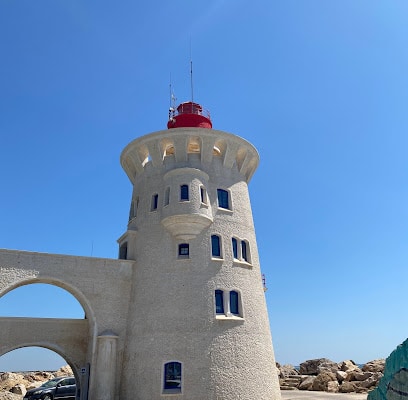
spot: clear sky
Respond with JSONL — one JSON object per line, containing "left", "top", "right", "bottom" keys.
{"left": 1, "top": 0, "right": 408, "bottom": 371}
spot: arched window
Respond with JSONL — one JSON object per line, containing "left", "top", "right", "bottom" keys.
{"left": 164, "top": 361, "right": 182, "bottom": 393}
{"left": 180, "top": 184, "right": 189, "bottom": 201}
{"left": 211, "top": 235, "right": 221, "bottom": 258}
{"left": 241, "top": 240, "right": 249, "bottom": 262}
{"left": 232, "top": 237, "right": 238, "bottom": 259}
{"left": 217, "top": 188, "right": 230, "bottom": 209}
{"left": 230, "top": 291, "right": 239, "bottom": 315}
{"left": 215, "top": 290, "right": 224, "bottom": 314}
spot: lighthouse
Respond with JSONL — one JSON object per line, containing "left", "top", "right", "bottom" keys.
{"left": 117, "top": 101, "right": 281, "bottom": 399}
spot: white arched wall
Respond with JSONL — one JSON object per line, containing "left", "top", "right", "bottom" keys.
{"left": 0, "top": 249, "right": 135, "bottom": 400}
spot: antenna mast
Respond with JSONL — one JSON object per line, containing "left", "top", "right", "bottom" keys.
{"left": 190, "top": 40, "right": 194, "bottom": 104}
{"left": 169, "top": 73, "right": 176, "bottom": 121}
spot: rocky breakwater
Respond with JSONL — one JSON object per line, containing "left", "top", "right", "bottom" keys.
{"left": 278, "top": 358, "right": 385, "bottom": 394}
{"left": 0, "top": 366, "right": 73, "bottom": 400}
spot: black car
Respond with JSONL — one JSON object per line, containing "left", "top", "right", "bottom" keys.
{"left": 23, "top": 376, "right": 76, "bottom": 400}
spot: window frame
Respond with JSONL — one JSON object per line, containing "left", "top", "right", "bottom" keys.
{"left": 164, "top": 187, "right": 170, "bottom": 206}
{"left": 180, "top": 184, "right": 189, "bottom": 202}
{"left": 229, "top": 290, "right": 239, "bottom": 315}
{"left": 178, "top": 243, "right": 190, "bottom": 258}
{"left": 215, "top": 290, "right": 224, "bottom": 314}
{"left": 214, "top": 289, "right": 243, "bottom": 319}
{"left": 200, "top": 186, "right": 207, "bottom": 205}
{"left": 163, "top": 361, "right": 182, "bottom": 394}
{"left": 232, "top": 237, "right": 238, "bottom": 259}
{"left": 217, "top": 188, "right": 231, "bottom": 210}
{"left": 151, "top": 193, "right": 159, "bottom": 211}
{"left": 211, "top": 234, "right": 222, "bottom": 259}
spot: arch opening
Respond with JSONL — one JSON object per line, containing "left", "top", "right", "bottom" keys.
{"left": 0, "top": 346, "right": 80, "bottom": 398}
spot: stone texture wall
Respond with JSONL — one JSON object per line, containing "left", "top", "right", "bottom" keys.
{"left": 119, "top": 127, "right": 281, "bottom": 400}
{"left": 0, "top": 250, "right": 134, "bottom": 399}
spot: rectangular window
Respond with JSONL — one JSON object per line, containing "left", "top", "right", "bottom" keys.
{"left": 178, "top": 243, "right": 189, "bottom": 257}
{"left": 164, "top": 187, "right": 170, "bottom": 206}
{"left": 180, "top": 184, "right": 189, "bottom": 201}
{"left": 230, "top": 291, "right": 239, "bottom": 315}
{"left": 151, "top": 193, "right": 158, "bottom": 211}
{"left": 215, "top": 290, "right": 224, "bottom": 314}
{"left": 164, "top": 362, "right": 181, "bottom": 393}
{"left": 200, "top": 186, "right": 207, "bottom": 204}
{"left": 241, "top": 241, "right": 248, "bottom": 262}
{"left": 217, "top": 189, "right": 229, "bottom": 209}
{"left": 211, "top": 235, "right": 221, "bottom": 258}
{"left": 232, "top": 238, "right": 238, "bottom": 259}
{"left": 129, "top": 197, "right": 139, "bottom": 220}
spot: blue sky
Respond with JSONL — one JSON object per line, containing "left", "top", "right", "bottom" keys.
{"left": 1, "top": 0, "right": 408, "bottom": 371}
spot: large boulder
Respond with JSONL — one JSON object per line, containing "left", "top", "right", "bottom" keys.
{"left": 339, "top": 381, "right": 358, "bottom": 393}
{"left": 299, "top": 358, "right": 336, "bottom": 375}
{"left": 336, "top": 370, "right": 348, "bottom": 382}
{"left": 311, "top": 371, "right": 337, "bottom": 391}
{"left": 299, "top": 376, "right": 315, "bottom": 390}
{"left": 0, "top": 392, "right": 23, "bottom": 400}
{"left": 362, "top": 359, "right": 385, "bottom": 373}
{"left": 279, "top": 364, "right": 299, "bottom": 378}
{"left": 339, "top": 360, "right": 359, "bottom": 372}
{"left": 327, "top": 380, "right": 340, "bottom": 393}
{"left": 55, "top": 365, "right": 73, "bottom": 377}
{"left": 10, "top": 383, "right": 26, "bottom": 395}
{"left": 317, "top": 360, "right": 339, "bottom": 374}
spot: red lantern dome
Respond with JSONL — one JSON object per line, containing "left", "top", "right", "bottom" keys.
{"left": 167, "top": 101, "right": 212, "bottom": 129}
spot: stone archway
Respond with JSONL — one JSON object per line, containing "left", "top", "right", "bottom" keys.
{"left": 0, "top": 280, "right": 95, "bottom": 400}
{"left": 0, "top": 345, "right": 82, "bottom": 396}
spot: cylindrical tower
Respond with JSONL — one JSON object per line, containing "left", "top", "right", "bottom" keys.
{"left": 118, "top": 102, "right": 281, "bottom": 399}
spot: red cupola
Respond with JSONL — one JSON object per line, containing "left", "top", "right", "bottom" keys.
{"left": 167, "top": 101, "right": 212, "bottom": 129}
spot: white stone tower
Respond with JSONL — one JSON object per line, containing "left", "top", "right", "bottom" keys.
{"left": 117, "top": 101, "right": 281, "bottom": 399}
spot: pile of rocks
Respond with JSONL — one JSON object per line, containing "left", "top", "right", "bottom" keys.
{"left": 278, "top": 358, "right": 385, "bottom": 393}
{"left": 0, "top": 365, "right": 73, "bottom": 399}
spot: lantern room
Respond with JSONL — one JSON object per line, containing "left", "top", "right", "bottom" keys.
{"left": 167, "top": 101, "right": 212, "bottom": 129}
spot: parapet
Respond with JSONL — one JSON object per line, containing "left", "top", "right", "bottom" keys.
{"left": 120, "top": 128, "right": 259, "bottom": 184}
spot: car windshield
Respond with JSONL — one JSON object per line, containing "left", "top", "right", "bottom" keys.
{"left": 40, "top": 379, "right": 60, "bottom": 388}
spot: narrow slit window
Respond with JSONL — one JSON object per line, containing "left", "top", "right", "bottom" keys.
{"left": 217, "top": 189, "right": 229, "bottom": 209}
{"left": 151, "top": 193, "right": 159, "bottom": 211}
{"left": 230, "top": 291, "right": 239, "bottom": 315}
{"left": 215, "top": 290, "right": 224, "bottom": 314}
{"left": 232, "top": 238, "right": 238, "bottom": 259}
{"left": 119, "top": 243, "right": 128, "bottom": 260}
{"left": 164, "top": 187, "right": 170, "bottom": 206}
{"left": 211, "top": 235, "right": 221, "bottom": 258}
{"left": 241, "top": 241, "right": 248, "bottom": 262}
{"left": 180, "top": 184, "right": 189, "bottom": 201}
{"left": 200, "top": 186, "right": 207, "bottom": 204}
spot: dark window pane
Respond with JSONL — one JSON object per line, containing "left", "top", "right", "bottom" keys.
{"left": 217, "top": 189, "right": 229, "bottom": 209}
{"left": 215, "top": 290, "right": 224, "bottom": 314}
{"left": 152, "top": 194, "right": 158, "bottom": 210}
{"left": 232, "top": 238, "right": 238, "bottom": 259}
{"left": 230, "top": 291, "right": 239, "bottom": 315}
{"left": 179, "top": 243, "right": 189, "bottom": 256}
{"left": 119, "top": 243, "right": 127, "bottom": 260}
{"left": 180, "top": 185, "right": 189, "bottom": 201}
{"left": 211, "top": 235, "right": 221, "bottom": 257}
{"left": 241, "top": 241, "right": 248, "bottom": 262}
{"left": 164, "top": 362, "right": 182, "bottom": 390}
